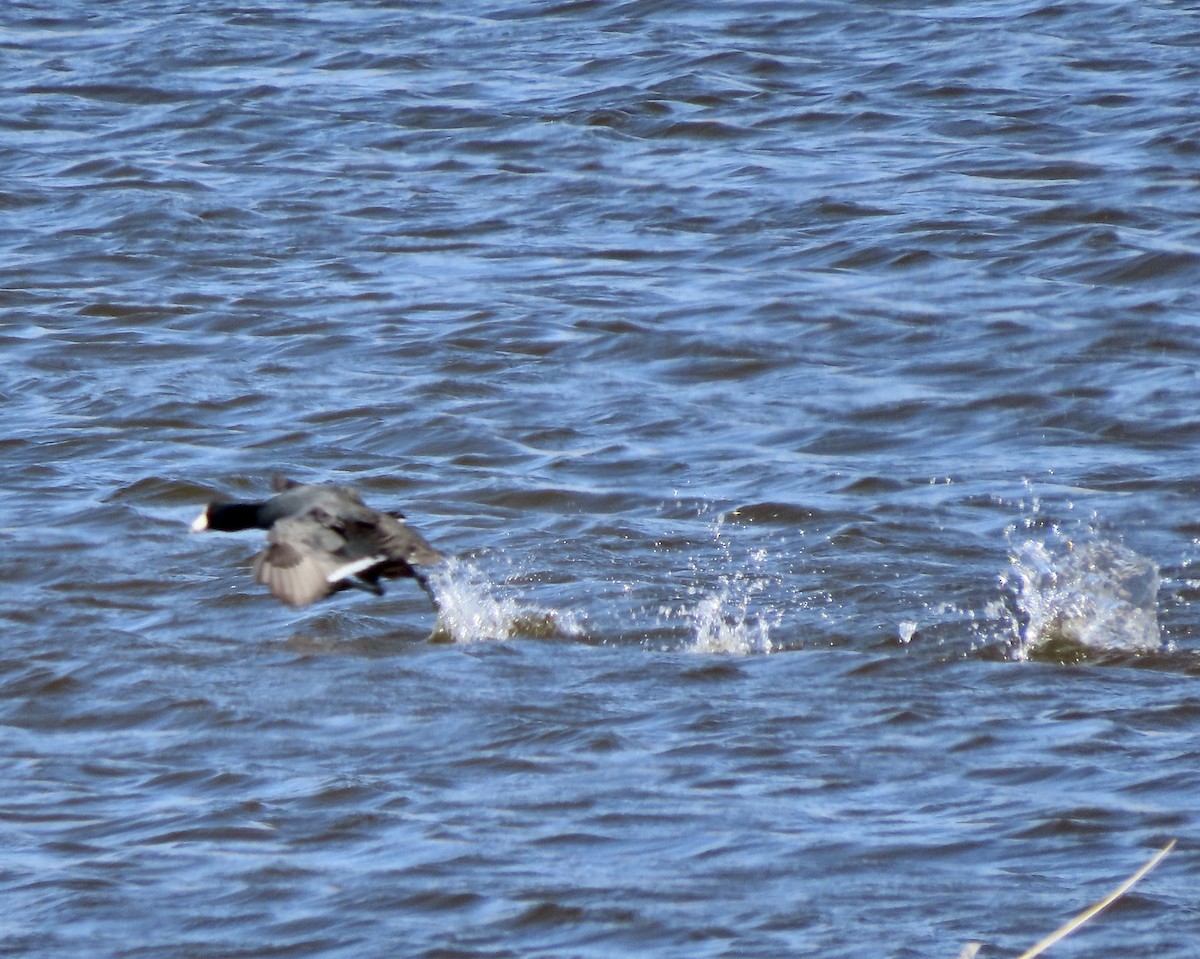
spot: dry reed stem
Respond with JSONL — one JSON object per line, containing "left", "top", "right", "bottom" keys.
{"left": 960, "top": 838, "right": 1176, "bottom": 959}
{"left": 1014, "top": 839, "right": 1175, "bottom": 958}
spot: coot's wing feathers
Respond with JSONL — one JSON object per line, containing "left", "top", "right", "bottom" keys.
{"left": 308, "top": 497, "right": 445, "bottom": 570}
{"left": 252, "top": 516, "right": 350, "bottom": 607}
{"left": 303, "top": 505, "right": 385, "bottom": 561}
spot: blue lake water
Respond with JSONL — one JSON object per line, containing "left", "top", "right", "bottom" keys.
{"left": 2, "top": 2, "right": 1200, "bottom": 956}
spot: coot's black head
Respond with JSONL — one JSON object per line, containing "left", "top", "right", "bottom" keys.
{"left": 189, "top": 500, "right": 267, "bottom": 533}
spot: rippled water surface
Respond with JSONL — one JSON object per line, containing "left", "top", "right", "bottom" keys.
{"left": 4, "top": 2, "right": 1200, "bottom": 956}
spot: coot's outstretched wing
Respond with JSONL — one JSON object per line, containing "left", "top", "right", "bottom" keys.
{"left": 251, "top": 514, "right": 364, "bottom": 608}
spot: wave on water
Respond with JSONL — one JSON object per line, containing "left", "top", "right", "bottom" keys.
{"left": 426, "top": 557, "right": 583, "bottom": 644}
{"left": 986, "top": 504, "right": 1162, "bottom": 661}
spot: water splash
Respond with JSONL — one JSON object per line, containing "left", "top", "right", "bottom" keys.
{"left": 989, "top": 498, "right": 1162, "bottom": 660}
{"left": 656, "top": 511, "right": 785, "bottom": 655}
{"left": 685, "top": 568, "right": 779, "bottom": 655}
{"left": 426, "top": 557, "right": 583, "bottom": 644}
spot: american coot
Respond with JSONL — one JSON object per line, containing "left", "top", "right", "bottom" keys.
{"left": 190, "top": 476, "right": 446, "bottom": 608}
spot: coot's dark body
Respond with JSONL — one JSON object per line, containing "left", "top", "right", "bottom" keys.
{"left": 191, "top": 477, "right": 445, "bottom": 608}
